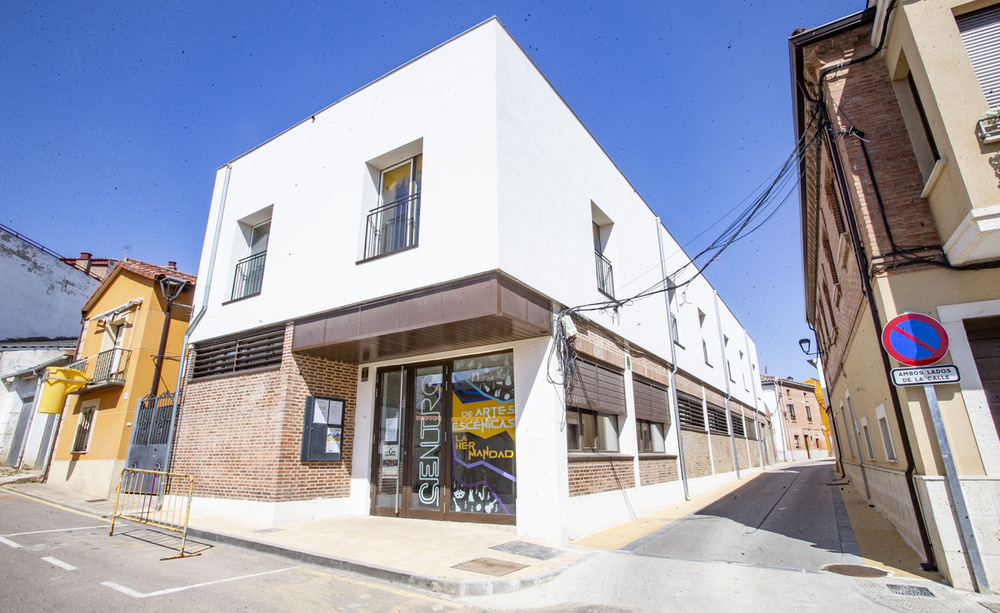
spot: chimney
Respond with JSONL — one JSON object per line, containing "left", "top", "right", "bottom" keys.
{"left": 79, "top": 252, "right": 92, "bottom": 274}
{"left": 167, "top": 261, "right": 177, "bottom": 270}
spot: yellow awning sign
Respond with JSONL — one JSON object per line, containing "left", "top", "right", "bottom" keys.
{"left": 37, "top": 367, "right": 91, "bottom": 414}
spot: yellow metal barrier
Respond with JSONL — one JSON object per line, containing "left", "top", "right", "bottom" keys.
{"left": 110, "top": 468, "right": 200, "bottom": 560}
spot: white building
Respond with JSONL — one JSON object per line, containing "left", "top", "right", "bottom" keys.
{"left": 173, "top": 18, "right": 770, "bottom": 542}
{"left": 0, "top": 225, "right": 100, "bottom": 469}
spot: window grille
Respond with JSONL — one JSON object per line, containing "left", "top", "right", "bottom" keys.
{"left": 676, "top": 391, "right": 705, "bottom": 430}
{"left": 192, "top": 327, "right": 284, "bottom": 379}
{"left": 706, "top": 403, "right": 728, "bottom": 434}
{"left": 731, "top": 412, "right": 745, "bottom": 438}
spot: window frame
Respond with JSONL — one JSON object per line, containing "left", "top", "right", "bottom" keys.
{"left": 72, "top": 400, "right": 99, "bottom": 453}
{"left": 636, "top": 418, "right": 667, "bottom": 453}
{"left": 363, "top": 155, "right": 422, "bottom": 260}
{"left": 567, "top": 407, "right": 620, "bottom": 453}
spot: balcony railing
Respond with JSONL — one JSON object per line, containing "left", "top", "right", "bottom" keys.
{"left": 231, "top": 251, "right": 266, "bottom": 301}
{"left": 595, "top": 250, "right": 615, "bottom": 298}
{"left": 68, "top": 348, "right": 131, "bottom": 390}
{"left": 363, "top": 193, "right": 420, "bottom": 260}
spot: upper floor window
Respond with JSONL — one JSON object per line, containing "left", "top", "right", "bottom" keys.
{"left": 364, "top": 155, "right": 421, "bottom": 259}
{"left": 958, "top": 5, "right": 1000, "bottom": 109}
{"left": 231, "top": 218, "right": 269, "bottom": 301}
{"left": 592, "top": 211, "right": 615, "bottom": 299}
{"left": 787, "top": 403, "right": 796, "bottom": 421}
{"left": 806, "top": 405, "right": 813, "bottom": 422}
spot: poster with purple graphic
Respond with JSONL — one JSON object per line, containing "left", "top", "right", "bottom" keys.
{"left": 450, "top": 351, "right": 516, "bottom": 515}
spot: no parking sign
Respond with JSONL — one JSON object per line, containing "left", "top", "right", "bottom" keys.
{"left": 881, "top": 312, "right": 949, "bottom": 367}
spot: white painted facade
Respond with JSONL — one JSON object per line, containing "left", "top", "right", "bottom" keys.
{"left": 187, "top": 18, "right": 767, "bottom": 540}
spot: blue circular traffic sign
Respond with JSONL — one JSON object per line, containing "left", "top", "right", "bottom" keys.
{"left": 881, "top": 313, "right": 949, "bottom": 367}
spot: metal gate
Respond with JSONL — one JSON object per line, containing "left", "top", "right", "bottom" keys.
{"left": 126, "top": 392, "right": 176, "bottom": 472}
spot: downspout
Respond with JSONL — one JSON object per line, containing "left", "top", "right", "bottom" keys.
{"left": 714, "top": 290, "right": 740, "bottom": 479}
{"left": 656, "top": 219, "right": 689, "bottom": 499}
{"left": 743, "top": 331, "right": 765, "bottom": 468}
{"left": 163, "top": 164, "right": 232, "bottom": 473}
{"left": 43, "top": 314, "right": 88, "bottom": 482}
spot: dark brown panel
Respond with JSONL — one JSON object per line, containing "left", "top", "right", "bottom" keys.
{"left": 291, "top": 272, "right": 551, "bottom": 364}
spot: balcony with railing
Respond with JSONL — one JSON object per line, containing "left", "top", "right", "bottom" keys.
{"left": 69, "top": 348, "right": 132, "bottom": 391}
{"left": 363, "top": 193, "right": 420, "bottom": 260}
{"left": 231, "top": 251, "right": 266, "bottom": 301}
{"left": 595, "top": 250, "right": 615, "bottom": 298}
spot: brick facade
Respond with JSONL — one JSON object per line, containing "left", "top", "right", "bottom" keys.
{"left": 710, "top": 433, "right": 734, "bottom": 474}
{"left": 682, "top": 429, "right": 713, "bottom": 478}
{"left": 567, "top": 458, "right": 636, "bottom": 497}
{"left": 172, "top": 323, "right": 358, "bottom": 502}
{"left": 638, "top": 457, "right": 680, "bottom": 486}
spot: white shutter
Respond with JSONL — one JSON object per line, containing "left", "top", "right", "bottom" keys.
{"left": 958, "top": 5, "right": 1000, "bottom": 108}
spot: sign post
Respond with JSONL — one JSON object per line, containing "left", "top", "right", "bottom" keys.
{"left": 882, "top": 313, "right": 989, "bottom": 594}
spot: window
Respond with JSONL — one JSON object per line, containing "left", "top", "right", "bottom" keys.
{"left": 231, "top": 215, "right": 270, "bottom": 301}
{"left": 636, "top": 420, "right": 666, "bottom": 453}
{"left": 192, "top": 326, "right": 284, "bottom": 379}
{"left": 567, "top": 408, "right": 619, "bottom": 452}
{"left": 676, "top": 391, "right": 706, "bottom": 430}
{"left": 957, "top": 5, "right": 1000, "bottom": 108}
{"left": 891, "top": 54, "right": 940, "bottom": 181}
{"left": 806, "top": 405, "right": 813, "bottom": 422}
{"left": 731, "top": 412, "right": 745, "bottom": 438}
{"left": 876, "top": 404, "right": 897, "bottom": 462}
{"left": 794, "top": 434, "right": 800, "bottom": 448}
{"left": 72, "top": 400, "right": 98, "bottom": 452}
{"left": 633, "top": 376, "right": 670, "bottom": 453}
{"left": 364, "top": 156, "right": 421, "bottom": 259}
{"left": 702, "top": 340, "right": 712, "bottom": 366}
{"left": 565, "top": 357, "right": 625, "bottom": 453}
{"left": 744, "top": 416, "right": 757, "bottom": 440}
{"left": 841, "top": 405, "right": 854, "bottom": 457}
{"left": 667, "top": 283, "right": 681, "bottom": 346}
{"left": 725, "top": 336, "right": 734, "bottom": 382}
{"left": 861, "top": 418, "right": 876, "bottom": 460}
{"left": 592, "top": 205, "right": 615, "bottom": 298}
{"left": 787, "top": 403, "right": 796, "bottom": 421}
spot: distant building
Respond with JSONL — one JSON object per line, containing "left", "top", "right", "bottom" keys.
{"left": 48, "top": 259, "right": 195, "bottom": 498}
{"left": 60, "top": 252, "right": 118, "bottom": 281}
{"left": 761, "top": 375, "right": 829, "bottom": 462}
{"left": 791, "top": 0, "right": 1000, "bottom": 590}
{"left": 172, "top": 18, "right": 770, "bottom": 542}
{"left": 0, "top": 224, "right": 101, "bottom": 471}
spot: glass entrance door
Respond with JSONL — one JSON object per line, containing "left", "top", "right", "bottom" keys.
{"left": 371, "top": 351, "right": 516, "bottom": 524}
{"left": 372, "top": 368, "right": 404, "bottom": 515}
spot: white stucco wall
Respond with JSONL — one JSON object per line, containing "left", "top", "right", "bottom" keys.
{"left": 0, "top": 229, "right": 97, "bottom": 340}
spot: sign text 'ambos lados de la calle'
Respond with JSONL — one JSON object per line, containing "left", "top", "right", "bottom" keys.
{"left": 891, "top": 365, "right": 961, "bottom": 387}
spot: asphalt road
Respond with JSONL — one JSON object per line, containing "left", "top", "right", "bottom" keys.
{"left": 625, "top": 461, "right": 847, "bottom": 571}
{"left": 0, "top": 488, "right": 469, "bottom": 612}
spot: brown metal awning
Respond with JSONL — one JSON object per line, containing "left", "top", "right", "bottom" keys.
{"left": 292, "top": 272, "right": 552, "bottom": 363}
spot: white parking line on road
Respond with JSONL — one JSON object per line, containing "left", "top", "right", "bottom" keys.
{"left": 41, "top": 556, "right": 78, "bottom": 571}
{"left": 4, "top": 525, "right": 106, "bottom": 538}
{"left": 101, "top": 566, "right": 299, "bottom": 598}
{"left": 0, "top": 536, "right": 21, "bottom": 548}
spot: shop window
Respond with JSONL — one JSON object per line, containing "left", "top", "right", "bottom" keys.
{"left": 72, "top": 400, "right": 98, "bottom": 453}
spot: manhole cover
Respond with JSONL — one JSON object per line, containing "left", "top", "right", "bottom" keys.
{"left": 887, "top": 584, "right": 935, "bottom": 598}
{"left": 823, "top": 564, "right": 889, "bottom": 577}
{"left": 490, "top": 540, "right": 563, "bottom": 560}
{"left": 451, "top": 557, "right": 529, "bottom": 577}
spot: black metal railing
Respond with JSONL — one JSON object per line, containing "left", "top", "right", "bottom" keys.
{"left": 595, "top": 250, "right": 615, "bottom": 298}
{"left": 363, "top": 193, "right": 420, "bottom": 260}
{"left": 231, "top": 251, "right": 266, "bottom": 301}
{"left": 93, "top": 348, "right": 130, "bottom": 384}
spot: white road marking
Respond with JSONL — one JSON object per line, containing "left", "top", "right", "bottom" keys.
{"left": 0, "top": 536, "right": 21, "bottom": 548}
{"left": 41, "top": 556, "right": 78, "bottom": 571}
{"left": 4, "top": 525, "right": 106, "bottom": 537}
{"left": 101, "top": 566, "right": 299, "bottom": 598}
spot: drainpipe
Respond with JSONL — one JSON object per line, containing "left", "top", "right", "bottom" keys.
{"left": 714, "top": 290, "right": 740, "bottom": 479}
{"left": 163, "top": 164, "right": 232, "bottom": 473}
{"left": 656, "top": 219, "right": 689, "bottom": 500}
{"left": 743, "top": 330, "right": 765, "bottom": 468}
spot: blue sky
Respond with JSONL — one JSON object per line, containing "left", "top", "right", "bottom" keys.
{"left": 1, "top": 1, "right": 862, "bottom": 382}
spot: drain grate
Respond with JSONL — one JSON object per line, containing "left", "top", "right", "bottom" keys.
{"left": 451, "top": 557, "right": 528, "bottom": 577}
{"left": 887, "top": 584, "right": 935, "bottom": 598}
{"left": 823, "top": 564, "right": 889, "bottom": 578}
{"left": 490, "top": 540, "right": 563, "bottom": 560}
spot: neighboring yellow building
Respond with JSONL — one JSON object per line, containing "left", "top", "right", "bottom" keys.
{"left": 803, "top": 377, "right": 833, "bottom": 452}
{"left": 49, "top": 260, "right": 195, "bottom": 498}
